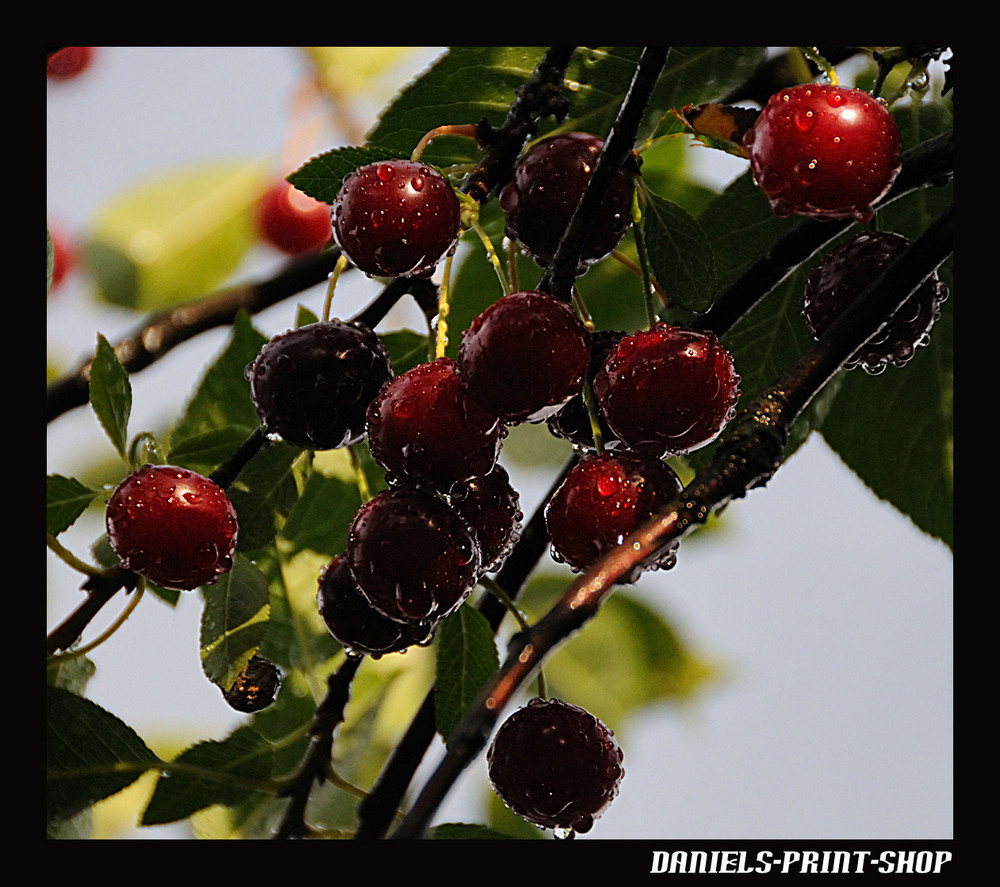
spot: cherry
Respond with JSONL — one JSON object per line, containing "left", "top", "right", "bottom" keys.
{"left": 256, "top": 180, "right": 332, "bottom": 255}
{"left": 544, "top": 450, "right": 683, "bottom": 575}
{"left": 247, "top": 320, "right": 393, "bottom": 451}
{"left": 365, "top": 357, "right": 504, "bottom": 494}
{"left": 487, "top": 697, "right": 624, "bottom": 836}
{"left": 47, "top": 47, "right": 96, "bottom": 81}
{"left": 331, "top": 159, "right": 462, "bottom": 278}
{"left": 48, "top": 224, "right": 75, "bottom": 293}
{"left": 222, "top": 654, "right": 281, "bottom": 713}
{"left": 457, "top": 290, "right": 592, "bottom": 424}
{"left": 802, "top": 231, "right": 949, "bottom": 374}
{"left": 344, "top": 487, "right": 481, "bottom": 627}
{"left": 546, "top": 329, "right": 626, "bottom": 451}
{"left": 593, "top": 323, "right": 740, "bottom": 458}
{"left": 105, "top": 464, "right": 239, "bottom": 591}
{"left": 743, "top": 83, "right": 902, "bottom": 223}
{"left": 499, "top": 132, "right": 632, "bottom": 271}
{"left": 450, "top": 465, "right": 522, "bottom": 574}
{"left": 318, "top": 555, "right": 430, "bottom": 657}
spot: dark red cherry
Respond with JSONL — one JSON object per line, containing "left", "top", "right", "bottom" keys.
{"left": 318, "top": 555, "right": 430, "bottom": 657}
{"left": 457, "top": 290, "right": 592, "bottom": 424}
{"left": 365, "top": 357, "right": 503, "bottom": 494}
{"left": 802, "top": 231, "right": 949, "bottom": 373}
{"left": 450, "top": 465, "right": 522, "bottom": 574}
{"left": 544, "top": 450, "right": 683, "bottom": 575}
{"left": 499, "top": 132, "right": 632, "bottom": 271}
{"left": 592, "top": 324, "right": 740, "bottom": 458}
{"left": 487, "top": 697, "right": 624, "bottom": 836}
{"left": 247, "top": 320, "right": 393, "bottom": 451}
{"left": 344, "top": 487, "right": 481, "bottom": 626}
{"left": 331, "top": 159, "right": 462, "bottom": 278}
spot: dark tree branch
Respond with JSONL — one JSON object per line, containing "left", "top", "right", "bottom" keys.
{"left": 537, "top": 46, "right": 670, "bottom": 302}
{"left": 390, "top": 204, "right": 953, "bottom": 839}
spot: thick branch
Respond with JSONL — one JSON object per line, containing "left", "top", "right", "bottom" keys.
{"left": 390, "top": 204, "right": 953, "bottom": 838}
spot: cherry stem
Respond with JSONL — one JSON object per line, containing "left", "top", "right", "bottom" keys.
{"left": 322, "top": 253, "right": 349, "bottom": 322}
{"left": 410, "top": 123, "right": 480, "bottom": 162}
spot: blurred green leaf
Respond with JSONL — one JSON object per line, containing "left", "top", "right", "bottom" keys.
{"left": 86, "top": 159, "right": 269, "bottom": 310}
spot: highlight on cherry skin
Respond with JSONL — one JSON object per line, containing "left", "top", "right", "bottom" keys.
{"left": 104, "top": 464, "right": 239, "bottom": 591}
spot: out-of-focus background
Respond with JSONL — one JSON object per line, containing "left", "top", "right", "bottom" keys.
{"left": 47, "top": 47, "right": 952, "bottom": 840}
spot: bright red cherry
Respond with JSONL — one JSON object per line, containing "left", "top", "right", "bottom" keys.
{"left": 743, "top": 83, "right": 902, "bottom": 222}
{"left": 365, "top": 357, "right": 504, "bottom": 494}
{"left": 457, "top": 290, "right": 592, "bottom": 424}
{"left": 802, "top": 231, "right": 949, "bottom": 374}
{"left": 499, "top": 132, "right": 632, "bottom": 271}
{"left": 105, "top": 464, "right": 239, "bottom": 591}
{"left": 544, "top": 450, "right": 683, "bottom": 575}
{"left": 344, "top": 487, "right": 481, "bottom": 627}
{"left": 257, "top": 180, "right": 332, "bottom": 255}
{"left": 593, "top": 324, "right": 740, "bottom": 458}
{"left": 332, "top": 159, "right": 462, "bottom": 278}
{"left": 487, "top": 697, "right": 624, "bottom": 836}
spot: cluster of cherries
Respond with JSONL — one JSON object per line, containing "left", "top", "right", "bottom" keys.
{"left": 102, "top": 80, "right": 947, "bottom": 836}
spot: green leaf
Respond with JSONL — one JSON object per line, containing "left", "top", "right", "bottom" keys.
{"left": 168, "top": 311, "right": 268, "bottom": 454}
{"left": 47, "top": 474, "right": 100, "bottom": 536}
{"left": 640, "top": 189, "right": 717, "bottom": 313}
{"left": 435, "top": 603, "right": 500, "bottom": 744}
{"left": 141, "top": 726, "right": 274, "bottom": 826}
{"left": 226, "top": 440, "right": 302, "bottom": 552}
{"left": 89, "top": 333, "right": 132, "bottom": 459}
{"left": 288, "top": 145, "right": 405, "bottom": 205}
{"left": 46, "top": 686, "right": 161, "bottom": 826}
{"left": 200, "top": 554, "right": 272, "bottom": 690}
{"left": 279, "top": 470, "right": 361, "bottom": 558}
{"left": 85, "top": 159, "right": 270, "bottom": 311}
{"left": 380, "top": 328, "right": 431, "bottom": 375}
{"left": 520, "top": 575, "right": 719, "bottom": 728}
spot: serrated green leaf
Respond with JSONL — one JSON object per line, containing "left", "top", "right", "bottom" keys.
{"left": 227, "top": 440, "right": 302, "bottom": 552}
{"left": 86, "top": 159, "right": 269, "bottom": 311}
{"left": 435, "top": 603, "right": 499, "bottom": 744}
{"left": 200, "top": 554, "right": 272, "bottom": 689}
{"left": 89, "top": 333, "right": 132, "bottom": 459}
{"left": 141, "top": 726, "right": 274, "bottom": 826}
{"left": 640, "top": 189, "right": 717, "bottom": 313}
{"left": 47, "top": 473, "right": 101, "bottom": 536}
{"left": 169, "top": 312, "right": 267, "bottom": 453}
{"left": 288, "top": 145, "right": 406, "bottom": 205}
{"left": 46, "top": 686, "right": 161, "bottom": 826}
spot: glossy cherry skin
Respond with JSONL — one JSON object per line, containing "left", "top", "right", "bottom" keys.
{"left": 593, "top": 324, "right": 740, "bottom": 458}
{"left": 105, "top": 464, "right": 238, "bottom": 591}
{"left": 487, "top": 697, "right": 624, "bottom": 835}
{"left": 318, "top": 555, "right": 430, "bottom": 657}
{"left": 450, "top": 465, "right": 523, "bottom": 574}
{"left": 247, "top": 320, "right": 393, "bottom": 451}
{"left": 457, "top": 291, "right": 592, "bottom": 424}
{"left": 544, "top": 450, "right": 683, "bottom": 575}
{"left": 365, "top": 357, "right": 504, "bottom": 494}
{"left": 499, "top": 132, "right": 632, "bottom": 271}
{"left": 743, "top": 84, "right": 902, "bottom": 222}
{"left": 344, "top": 487, "right": 481, "bottom": 627}
{"left": 257, "top": 180, "right": 332, "bottom": 255}
{"left": 802, "top": 231, "right": 949, "bottom": 374}
{"left": 332, "top": 159, "right": 462, "bottom": 278}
